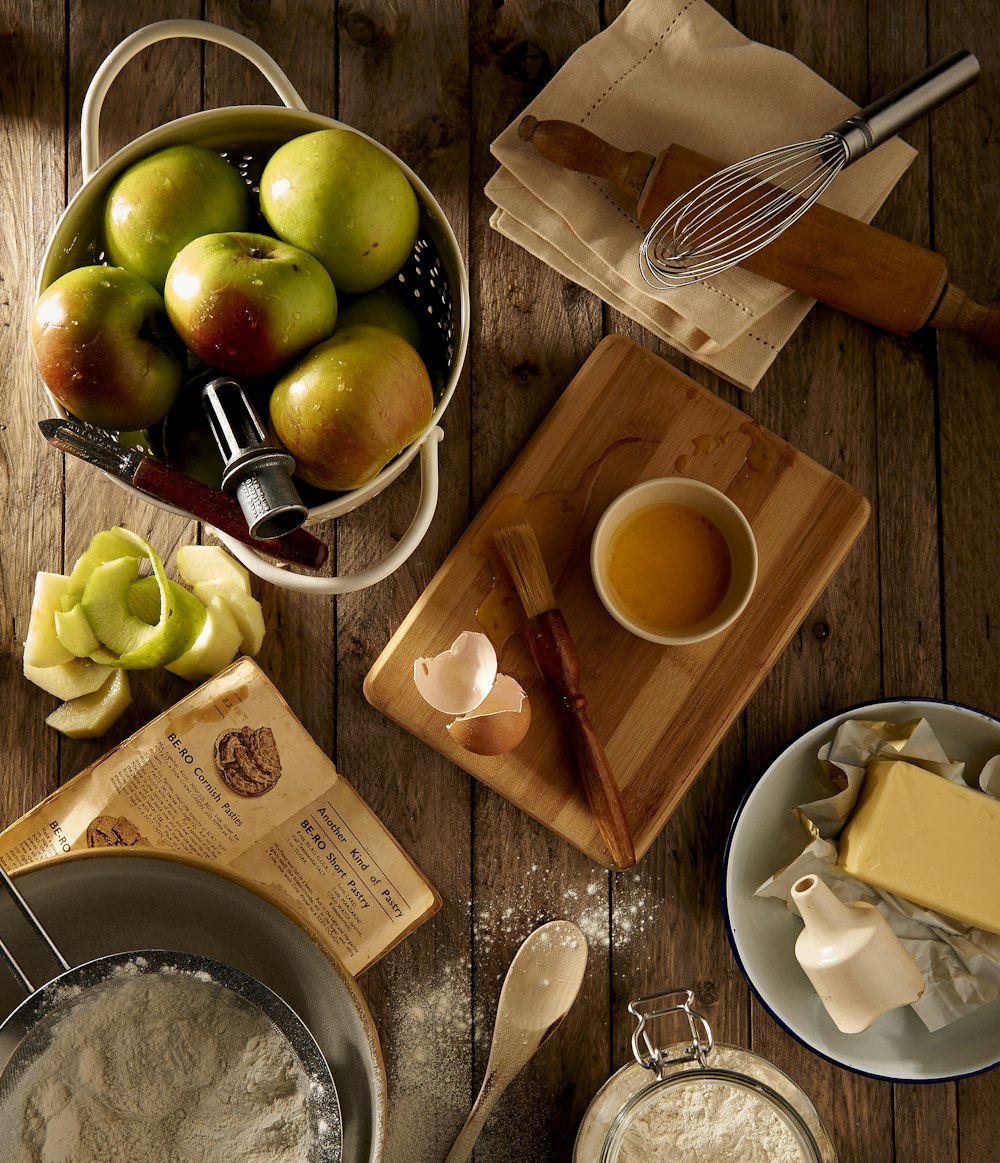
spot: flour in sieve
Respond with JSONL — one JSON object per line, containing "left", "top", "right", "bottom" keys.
{"left": 1, "top": 965, "right": 315, "bottom": 1163}
{"left": 614, "top": 1078, "right": 809, "bottom": 1163}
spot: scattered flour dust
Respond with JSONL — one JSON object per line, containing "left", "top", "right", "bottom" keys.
{"left": 616, "top": 1078, "right": 808, "bottom": 1163}
{"left": 0, "top": 962, "right": 315, "bottom": 1163}
{"left": 383, "top": 871, "right": 661, "bottom": 1162}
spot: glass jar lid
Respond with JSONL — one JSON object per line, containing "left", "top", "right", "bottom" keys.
{"left": 573, "top": 988, "right": 837, "bottom": 1163}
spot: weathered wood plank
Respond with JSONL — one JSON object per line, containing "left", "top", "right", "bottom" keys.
{"left": 468, "top": 3, "right": 609, "bottom": 1158}
{"left": 929, "top": 0, "right": 1000, "bottom": 1159}
{"left": 0, "top": 1, "right": 67, "bottom": 826}
{"left": 728, "top": 4, "right": 891, "bottom": 1160}
{"left": 333, "top": 3, "right": 478, "bottom": 1159}
{"left": 867, "top": 4, "right": 958, "bottom": 1160}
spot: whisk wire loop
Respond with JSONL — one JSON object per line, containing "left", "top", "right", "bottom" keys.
{"left": 639, "top": 51, "right": 980, "bottom": 288}
{"left": 640, "top": 135, "right": 848, "bottom": 287}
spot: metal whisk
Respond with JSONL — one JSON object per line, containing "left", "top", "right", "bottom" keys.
{"left": 639, "top": 50, "right": 979, "bottom": 288}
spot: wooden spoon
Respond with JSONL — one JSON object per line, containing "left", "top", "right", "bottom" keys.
{"left": 443, "top": 920, "right": 589, "bottom": 1163}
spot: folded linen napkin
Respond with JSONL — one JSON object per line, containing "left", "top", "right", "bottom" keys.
{"left": 486, "top": 0, "right": 917, "bottom": 390}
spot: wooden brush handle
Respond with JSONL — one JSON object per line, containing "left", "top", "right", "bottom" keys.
{"left": 521, "top": 118, "right": 1000, "bottom": 350}
{"left": 526, "top": 610, "right": 636, "bottom": 870}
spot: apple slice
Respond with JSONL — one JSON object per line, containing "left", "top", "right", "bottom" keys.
{"left": 175, "top": 544, "right": 253, "bottom": 593}
{"left": 24, "top": 657, "right": 114, "bottom": 701}
{"left": 81, "top": 556, "right": 207, "bottom": 670}
{"left": 24, "top": 572, "right": 75, "bottom": 668}
{"left": 166, "top": 595, "right": 243, "bottom": 682}
{"left": 192, "top": 579, "right": 265, "bottom": 655}
{"left": 61, "top": 527, "right": 149, "bottom": 612}
{"left": 54, "top": 604, "right": 101, "bottom": 658}
{"left": 45, "top": 669, "right": 131, "bottom": 739}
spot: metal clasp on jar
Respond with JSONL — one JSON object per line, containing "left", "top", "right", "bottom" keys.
{"left": 627, "top": 987, "right": 715, "bottom": 1080}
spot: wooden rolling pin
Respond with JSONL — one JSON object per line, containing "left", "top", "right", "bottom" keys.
{"left": 519, "top": 117, "right": 1000, "bottom": 353}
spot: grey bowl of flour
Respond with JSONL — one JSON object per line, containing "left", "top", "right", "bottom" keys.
{"left": 0, "top": 852, "right": 386, "bottom": 1162}
{"left": 0, "top": 949, "right": 343, "bottom": 1162}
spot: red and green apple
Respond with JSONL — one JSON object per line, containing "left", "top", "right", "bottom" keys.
{"left": 269, "top": 323, "right": 434, "bottom": 492}
{"left": 163, "top": 231, "right": 338, "bottom": 377}
{"left": 31, "top": 265, "right": 185, "bottom": 431}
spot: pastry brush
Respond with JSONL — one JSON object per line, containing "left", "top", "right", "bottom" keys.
{"left": 493, "top": 521, "right": 636, "bottom": 870}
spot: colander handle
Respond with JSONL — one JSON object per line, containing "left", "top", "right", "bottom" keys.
{"left": 209, "top": 427, "right": 445, "bottom": 594}
{"left": 81, "top": 18, "right": 308, "bottom": 180}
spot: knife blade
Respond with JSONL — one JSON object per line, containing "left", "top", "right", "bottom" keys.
{"left": 39, "top": 418, "right": 329, "bottom": 571}
{"left": 519, "top": 117, "right": 1000, "bottom": 354}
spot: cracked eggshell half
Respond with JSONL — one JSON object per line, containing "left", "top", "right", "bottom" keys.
{"left": 413, "top": 631, "right": 531, "bottom": 755}
{"left": 446, "top": 673, "right": 531, "bottom": 755}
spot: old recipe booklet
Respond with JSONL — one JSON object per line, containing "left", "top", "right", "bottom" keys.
{"left": 0, "top": 657, "right": 439, "bottom": 975}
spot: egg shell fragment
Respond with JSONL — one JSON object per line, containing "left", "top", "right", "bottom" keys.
{"left": 413, "top": 630, "right": 498, "bottom": 716}
{"left": 447, "top": 673, "right": 532, "bottom": 756}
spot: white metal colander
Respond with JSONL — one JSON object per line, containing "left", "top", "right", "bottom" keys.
{"left": 35, "top": 19, "right": 470, "bottom": 594}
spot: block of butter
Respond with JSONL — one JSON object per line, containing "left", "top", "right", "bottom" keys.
{"left": 838, "top": 758, "right": 1000, "bottom": 934}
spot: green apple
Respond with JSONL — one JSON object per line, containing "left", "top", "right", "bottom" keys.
{"left": 166, "top": 594, "right": 243, "bottom": 682}
{"left": 31, "top": 266, "right": 185, "bottom": 431}
{"left": 269, "top": 323, "right": 433, "bottom": 492}
{"left": 164, "top": 231, "right": 338, "bottom": 377}
{"left": 175, "top": 544, "right": 252, "bottom": 593}
{"left": 259, "top": 128, "right": 419, "bottom": 293}
{"left": 62, "top": 527, "right": 149, "bottom": 612}
{"left": 103, "top": 144, "right": 251, "bottom": 291}
{"left": 336, "top": 288, "right": 422, "bottom": 350}
{"left": 24, "top": 572, "right": 74, "bottom": 668}
{"left": 25, "top": 657, "right": 113, "bottom": 701}
{"left": 162, "top": 404, "right": 226, "bottom": 488}
{"left": 45, "top": 669, "right": 132, "bottom": 739}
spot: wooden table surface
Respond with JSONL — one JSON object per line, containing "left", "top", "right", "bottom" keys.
{"left": 2, "top": 2, "right": 999, "bottom": 1161}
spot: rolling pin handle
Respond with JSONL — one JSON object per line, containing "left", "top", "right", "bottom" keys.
{"left": 518, "top": 117, "right": 655, "bottom": 203}
{"left": 928, "top": 285, "right": 1000, "bottom": 355}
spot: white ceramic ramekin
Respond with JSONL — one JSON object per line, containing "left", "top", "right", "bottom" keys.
{"left": 590, "top": 477, "right": 758, "bottom": 646}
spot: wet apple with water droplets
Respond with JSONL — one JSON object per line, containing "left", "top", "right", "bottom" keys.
{"left": 269, "top": 323, "right": 433, "bottom": 492}
{"left": 163, "top": 231, "right": 338, "bottom": 377}
{"left": 259, "top": 127, "right": 420, "bottom": 294}
{"left": 31, "top": 265, "right": 185, "bottom": 431}
{"left": 103, "top": 144, "right": 252, "bottom": 293}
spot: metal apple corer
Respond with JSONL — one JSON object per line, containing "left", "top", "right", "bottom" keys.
{"left": 34, "top": 19, "right": 470, "bottom": 594}
{"left": 0, "top": 862, "right": 342, "bottom": 1159}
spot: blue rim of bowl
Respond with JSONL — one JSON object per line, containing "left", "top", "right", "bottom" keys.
{"left": 721, "top": 695, "right": 1000, "bottom": 1084}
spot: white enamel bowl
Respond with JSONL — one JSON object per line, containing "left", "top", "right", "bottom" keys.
{"left": 35, "top": 20, "right": 470, "bottom": 594}
{"left": 723, "top": 697, "right": 1000, "bottom": 1082}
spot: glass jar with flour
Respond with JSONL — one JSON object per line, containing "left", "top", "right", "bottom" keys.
{"left": 573, "top": 988, "right": 837, "bottom": 1163}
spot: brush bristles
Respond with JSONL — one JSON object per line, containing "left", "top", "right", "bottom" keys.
{"left": 493, "top": 522, "right": 556, "bottom": 618}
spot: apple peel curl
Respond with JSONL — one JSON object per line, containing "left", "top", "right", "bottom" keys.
{"left": 65, "top": 527, "right": 206, "bottom": 671}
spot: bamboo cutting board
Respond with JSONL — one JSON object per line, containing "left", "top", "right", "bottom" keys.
{"left": 364, "top": 337, "right": 870, "bottom": 867}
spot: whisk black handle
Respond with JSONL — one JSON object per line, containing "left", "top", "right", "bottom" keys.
{"left": 833, "top": 50, "right": 979, "bottom": 163}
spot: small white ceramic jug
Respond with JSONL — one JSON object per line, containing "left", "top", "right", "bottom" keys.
{"left": 791, "top": 873, "right": 925, "bottom": 1034}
